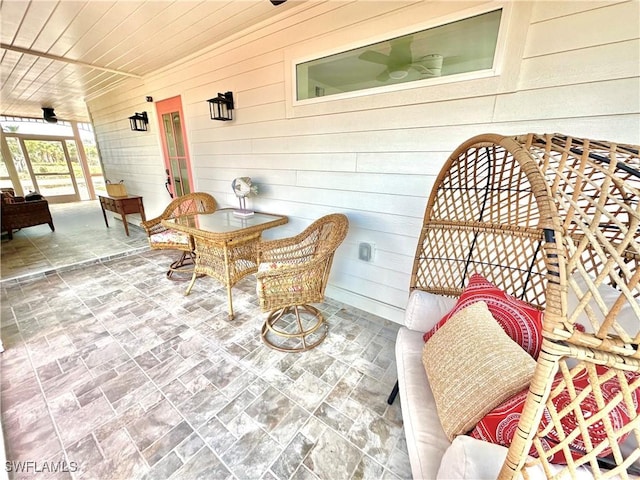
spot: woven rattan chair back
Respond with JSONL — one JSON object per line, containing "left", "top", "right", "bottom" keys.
{"left": 256, "top": 213, "right": 349, "bottom": 352}
{"left": 140, "top": 192, "right": 217, "bottom": 278}
{"left": 163, "top": 193, "right": 217, "bottom": 221}
{"left": 413, "top": 133, "right": 639, "bottom": 478}
{"left": 141, "top": 192, "right": 217, "bottom": 250}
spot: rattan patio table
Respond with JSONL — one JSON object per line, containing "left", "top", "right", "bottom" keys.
{"left": 162, "top": 208, "right": 288, "bottom": 319}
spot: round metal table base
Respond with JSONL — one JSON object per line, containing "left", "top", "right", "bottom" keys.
{"left": 261, "top": 304, "right": 328, "bottom": 353}
{"left": 166, "top": 251, "right": 196, "bottom": 281}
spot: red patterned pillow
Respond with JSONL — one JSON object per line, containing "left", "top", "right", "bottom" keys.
{"left": 470, "top": 366, "right": 640, "bottom": 464}
{"left": 422, "top": 274, "right": 544, "bottom": 358}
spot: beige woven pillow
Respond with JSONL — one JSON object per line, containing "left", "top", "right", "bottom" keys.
{"left": 422, "top": 301, "right": 536, "bottom": 441}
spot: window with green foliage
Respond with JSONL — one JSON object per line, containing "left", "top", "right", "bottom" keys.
{"left": 295, "top": 9, "right": 502, "bottom": 101}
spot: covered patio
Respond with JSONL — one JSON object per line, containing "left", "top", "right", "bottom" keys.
{"left": 1, "top": 1, "right": 639, "bottom": 479}
{"left": 0, "top": 201, "right": 408, "bottom": 479}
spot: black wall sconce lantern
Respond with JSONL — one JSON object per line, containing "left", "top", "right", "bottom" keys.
{"left": 207, "top": 92, "right": 234, "bottom": 121}
{"left": 129, "top": 111, "right": 149, "bottom": 131}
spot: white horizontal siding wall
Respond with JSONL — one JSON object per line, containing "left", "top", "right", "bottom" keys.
{"left": 87, "top": 0, "right": 640, "bottom": 324}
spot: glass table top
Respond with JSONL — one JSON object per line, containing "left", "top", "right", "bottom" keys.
{"left": 169, "top": 208, "right": 287, "bottom": 234}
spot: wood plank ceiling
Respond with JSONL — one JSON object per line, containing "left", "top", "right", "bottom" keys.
{"left": 0, "top": 0, "right": 298, "bottom": 123}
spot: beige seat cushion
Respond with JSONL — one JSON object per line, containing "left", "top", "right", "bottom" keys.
{"left": 149, "top": 230, "right": 189, "bottom": 246}
{"left": 422, "top": 301, "right": 536, "bottom": 441}
{"left": 396, "top": 327, "right": 451, "bottom": 480}
{"left": 436, "top": 435, "right": 599, "bottom": 479}
{"left": 404, "top": 289, "right": 457, "bottom": 333}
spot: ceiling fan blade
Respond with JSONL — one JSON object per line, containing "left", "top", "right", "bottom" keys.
{"left": 388, "top": 36, "right": 413, "bottom": 67}
{"left": 359, "top": 50, "right": 391, "bottom": 65}
{"left": 376, "top": 70, "right": 390, "bottom": 82}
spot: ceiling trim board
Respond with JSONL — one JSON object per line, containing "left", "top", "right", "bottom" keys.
{"left": 0, "top": 43, "right": 143, "bottom": 78}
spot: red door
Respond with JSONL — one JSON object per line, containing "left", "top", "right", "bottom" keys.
{"left": 156, "top": 96, "right": 194, "bottom": 198}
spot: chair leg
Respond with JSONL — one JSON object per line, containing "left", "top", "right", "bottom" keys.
{"left": 387, "top": 380, "right": 399, "bottom": 405}
{"left": 48, "top": 222, "right": 55, "bottom": 232}
{"left": 185, "top": 271, "right": 198, "bottom": 296}
{"left": 261, "top": 304, "right": 328, "bottom": 353}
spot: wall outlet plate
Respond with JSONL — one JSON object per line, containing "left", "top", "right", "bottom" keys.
{"left": 358, "top": 242, "right": 374, "bottom": 262}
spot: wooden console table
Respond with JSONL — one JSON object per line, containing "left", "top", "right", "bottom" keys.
{"left": 99, "top": 194, "right": 146, "bottom": 236}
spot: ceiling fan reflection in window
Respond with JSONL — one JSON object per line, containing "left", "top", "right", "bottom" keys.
{"left": 358, "top": 36, "right": 443, "bottom": 82}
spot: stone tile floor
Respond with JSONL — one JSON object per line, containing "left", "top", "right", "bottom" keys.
{"left": 0, "top": 201, "right": 410, "bottom": 480}
{"left": 1, "top": 200, "right": 149, "bottom": 282}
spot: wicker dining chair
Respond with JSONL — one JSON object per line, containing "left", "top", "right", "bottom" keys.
{"left": 140, "top": 192, "right": 217, "bottom": 279}
{"left": 256, "top": 213, "right": 349, "bottom": 352}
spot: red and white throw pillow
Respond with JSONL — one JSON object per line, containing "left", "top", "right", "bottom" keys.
{"left": 470, "top": 366, "right": 640, "bottom": 464}
{"left": 423, "top": 273, "right": 544, "bottom": 358}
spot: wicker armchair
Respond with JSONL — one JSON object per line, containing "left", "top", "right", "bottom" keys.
{"left": 1, "top": 190, "right": 55, "bottom": 240}
{"left": 256, "top": 213, "right": 349, "bottom": 352}
{"left": 400, "top": 133, "right": 638, "bottom": 478}
{"left": 140, "top": 192, "right": 217, "bottom": 278}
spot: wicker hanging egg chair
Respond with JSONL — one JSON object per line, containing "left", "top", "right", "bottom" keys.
{"left": 411, "top": 133, "right": 639, "bottom": 478}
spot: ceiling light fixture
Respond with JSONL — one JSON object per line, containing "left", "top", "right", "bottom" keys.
{"left": 42, "top": 107, "right": 57, "bottom": 124}
{"left": 389, "top": 70, "right": 409, "bottom": 80}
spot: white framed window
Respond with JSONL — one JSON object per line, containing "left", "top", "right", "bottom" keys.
{"left": 283, "top": 1, "right": 533, "bottom": 119}
{"left": 295, "top": 8, "right": 503, "bottom": 102}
